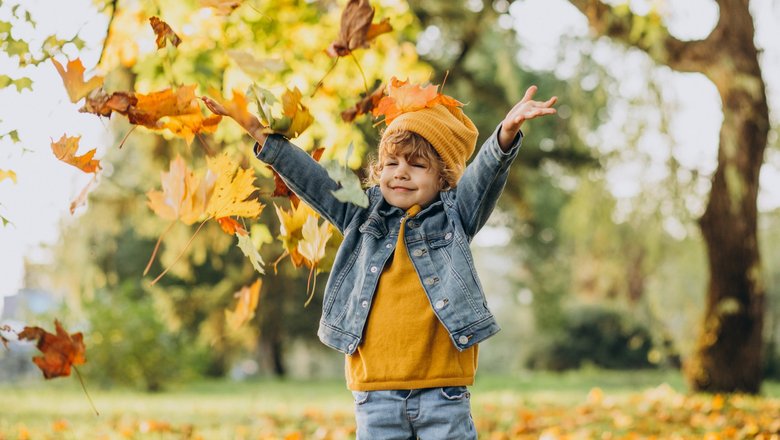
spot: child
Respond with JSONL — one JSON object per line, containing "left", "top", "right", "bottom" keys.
{"left": 203, "top": 83, "right": 556, "bottom": 438}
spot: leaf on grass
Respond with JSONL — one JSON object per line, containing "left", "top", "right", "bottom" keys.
{"left": 149, "top": 16, "right": 181, "bottom": 49}
{"left": 0, "top": 169, "right": 17, "bottom": 184}
{"left": 228, "top": 50, "right": 285, "bottom": 76}
{"left": 327, "top": 0, "right": 393, "bottom": 57}
{"left": 236, "top": 232, "right": 265, "bottom": 275}
{"left": 51, "top": 58, "right": 104, "bottom": 103}
{"left": 51, "top": 134, "right": 100, "bottom": 174}
{"left": 200, "top": 0, "right": 243, "bottom": 15}
{"left": 225, "top": 279, "right": 261, "bottom": 330}
{"left": 372, "top": 76, "right": 463, "bottom": 125}
{"left": 147, "top": 155, "right": 212, "bottom": 225}
{"left": 205, "top": 152, "right": 264, "bottom": 219}
{"left": 323, "top": 143, "right": 368, "bottom": 207}
{"left": 17, "top": 320, "right": 86, "bottom": 379}
{"left": 341, "top": 82, "right": 384, "bottom": 122}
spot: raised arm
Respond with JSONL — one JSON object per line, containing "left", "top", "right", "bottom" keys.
{"left": 455, "top": 86, "right": 557, "bottom": 238}
{"left": 202, "top": 96, "right": 365, "bottom": 233}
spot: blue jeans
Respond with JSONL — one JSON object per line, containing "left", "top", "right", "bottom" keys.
{"left": 352, "top": 387, "right": 477, "bottom": 439}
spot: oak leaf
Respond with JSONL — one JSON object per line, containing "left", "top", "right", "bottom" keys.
{"left": 205, "top": 152, "right": 264, "bottom": 219}
{"left": 225, "top": 279, "right": 261, "bottom": 330}
{"left": 51, "top": 58, "right": 104, "bottom": 103}
{"left": 149, "top": 16, "right": 181, "bottom": 49}
{"left": 51, "top": 134, "right": 100, "bottom": 174}
{"left": 327, "top": 0, "right": 393, "bottom": 57}
{"left": 372, "top": 76, "right": 463, "bottom": 125}
{"left": 17, "top": 320, "right": 86, "bottom": 379}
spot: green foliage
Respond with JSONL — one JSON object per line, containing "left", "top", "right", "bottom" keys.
{"left": 527, "top": 304, "right": 658, "bottom": 371}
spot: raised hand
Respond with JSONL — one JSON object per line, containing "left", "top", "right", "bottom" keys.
{"left": 498, "top": 85, "right": 557, "bottom": 150}
{"left": 201, "top": 96, "right": 268, "bottom": 145}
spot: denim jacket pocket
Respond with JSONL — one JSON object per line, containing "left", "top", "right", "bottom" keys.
{"left": 358, "top": 215, "right": 387, "bottom": 239}
{"left": 427, "top": 230, "right": 454, "bottom": 249}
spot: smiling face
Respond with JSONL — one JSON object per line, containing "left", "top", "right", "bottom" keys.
{"left": 379, "top": 152, "right": 442, "bottom": 210}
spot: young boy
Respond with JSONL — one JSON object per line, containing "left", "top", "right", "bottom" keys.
{"left": 203, "top": 83, "right": 556, "bottom": 438}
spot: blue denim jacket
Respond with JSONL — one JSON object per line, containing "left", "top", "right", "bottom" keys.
{"left": 255, "top": 125, "right": 522, "bottom": 355}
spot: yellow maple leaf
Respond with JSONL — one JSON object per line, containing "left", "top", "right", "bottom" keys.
{"left": 50, "top": 134, "right": 100, "bottom": 174}
{"left": 205, "top": 153, "right": 263, "bottom": 219}
{"left": 274, "top": 201, "right": 319, "bottom": 268}
{"left": 297, "top": 215, "right": 333, "bottom": 266}
{"left": 51, "top": 58, "right": 104, "bottom": 103}
{"left": 225, "top": 279, "right": 262, "bottom": 330}
{"left": 146, "top": 155, "right": 211, "bottom": 225}
{"left": 277, "top": 87, "right": 314, "bottom": 139}
{"left": 0, "top": 169, "right": 17, "bottom": 184}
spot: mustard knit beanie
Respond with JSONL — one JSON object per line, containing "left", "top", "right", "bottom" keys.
{"left": 382, "top": 104, "right": 478, "bottom": 181}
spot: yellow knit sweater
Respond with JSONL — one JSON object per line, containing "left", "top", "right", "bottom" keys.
{"left": 346, "top": 205, "right": 478, "bottom": 391}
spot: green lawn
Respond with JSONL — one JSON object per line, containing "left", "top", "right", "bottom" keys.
{"left": 2, "top": 370, "right": 779, "bottom": 439}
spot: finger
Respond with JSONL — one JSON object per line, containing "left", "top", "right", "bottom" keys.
{"left": 543, "top": 96, "right": 558, "bottom": 107}
{"left": 521, "top": 85, "right": 538, "bottom": 103}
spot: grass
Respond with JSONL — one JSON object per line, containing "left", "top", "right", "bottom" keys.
{"left": 1, "top": 370, "right": 779, "bottom": 439}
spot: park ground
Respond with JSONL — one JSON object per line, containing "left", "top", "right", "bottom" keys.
{"left": 2, "top": 370, "right": 780, "bottom": 439}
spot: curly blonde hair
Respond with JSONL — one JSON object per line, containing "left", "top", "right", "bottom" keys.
{"left": 366, "top": 130, "right": 460, "bottom": 190}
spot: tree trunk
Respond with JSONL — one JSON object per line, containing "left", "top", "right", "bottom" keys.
{"left": 568, "top": 0, "right": 770, "bottom": 394}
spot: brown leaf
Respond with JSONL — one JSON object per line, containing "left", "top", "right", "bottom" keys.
{"left": 149, "top": 16, "right": 181, "bottom": 49}
{"left": 341, "top": 82, "right": 384, "bottom": 122}
{"left": 51, "top": 134, "right": 100, "bottom": 174}
{"left": 327, "top": 0, "right": 392, "bottom": 57}
{"left": 51, "top": 58, "right": 104, "bottom": 103}
{"left": 200, "top": 0, "right": 243, "bottom": 15}
{"left": 79, "top": 89, "right": 137, "bottom": 118}
{"left": 17, "top": 320, "right": 86, "bottom": 379}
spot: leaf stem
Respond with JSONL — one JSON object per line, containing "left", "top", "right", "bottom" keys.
{"left": 150, "top": 217, "right": 210, "bottom": 285}
{"left": 117, "top": 125, "right": 137, "bottom": 149}
{"left": 74, "top": 366, "right": 100, "bottom": 416}
{"left": 311, "top": 56, "right": 340, "bottom": 98}
{"left": 144, "top": 220, "right": 176, "bottom": 276}
{"left": 304, "top": 264, "right": 318, "bottom": 307}
{"left": 349, "top": 52, "right": 369, "bottom": 96}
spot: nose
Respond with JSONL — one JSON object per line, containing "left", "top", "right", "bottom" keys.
{"left": 393, "top": 162, "right": 410, "bottom": 179}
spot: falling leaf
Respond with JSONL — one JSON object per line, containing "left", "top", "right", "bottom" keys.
{"left": 17, "top": 320, "right": 86, "bottom": 379}
{"left": 51, "top": 58, "right": 104, "bottom": 103}
{"left": 50, "top": 134, "right": 100, "bottom": 174}
{"left": 274, "top": 201, "right": 318, "bottom": 268}
{"left": 205, "top": 88, "right": 266, "bottom": 141}
{"left": 217, "top": 216, "right": 246, "bottom": 235}
{"left": 0, "top": 169, "right": 17, "bottom": 184}
{"left": 200, "top": 0, "right": 243, "bottom": 15}
{"left": 225, "top": 279, "right": 261, "bottom": 330}
{"left": 69, "top": 173, "right": 99, "bottom": 215}
{"left": 256, "top": 87, "right": 313, "bottom": 139}
{"left": 323, "top": 143, "right": 368, "bottom": 208}
{"left": 297, "top": 216, "right": 333, "bottom": 266}
{"left": 341, "top": 82, "right": 384, "bottom": 122}
{"left": 236, "top": 233, "right": 265, "bottom": 275}
{"left": 327, "top": 0, "right": 393, "bottom": 57}
{"left": 372, "top": 76, "right": 463, "bottom": 125}
{"left": 227, "top": 50, "right": 285, "bottom": 76}
{"left": 205, "top": 152, "right": 264, "bottom": 219}
{"left": 146, "top": 155, "right": 212, "bottom": 225}
{"left": 149, "top": 16, "right": 181, "bottom": 49}
{"left": 80, "top": 89, "right": 137, "bottom": 118}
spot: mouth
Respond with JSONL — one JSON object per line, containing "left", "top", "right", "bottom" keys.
{"left": 391, "top": 186, "right": 414, "bottom": 192}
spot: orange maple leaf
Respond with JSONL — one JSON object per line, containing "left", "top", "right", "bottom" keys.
{"left": 327, "top": 0, "right": 393, "bottom": 57}
{"left": 51, "top": 58, "right": 104, "bottom": 103}
{"left": 225, "top": 279, "right": 262, "bottom": 330}
{"left": 17, "top": 320, "right": 86, "bottom": 379}
{"left": 51, "top": 134, "right": 100, "bottom": 174}
{"left": 217, "top": 216, "right": 247, "bottom": 235}
{"left": 149, "top": 16, "right": 181, "bottom": 49}
{"left": 206, "top": 152, "right": 264, "bottom": 219}
{"left": 372, "top": 77, "right": 463, "bottom": 125}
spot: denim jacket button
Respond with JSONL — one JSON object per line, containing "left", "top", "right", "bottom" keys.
{"left": 424, "top": 277, "right": 435, "bottom": 286}
{"left": 445, "top": 232, "right": 452, "bottom": 240}
{"left": 361, "top": 300, "right": 368, "bottom": 308}
{"left": 412, "top": 249, "right": 424, "bottom": 257}
{"left": 458, "top": 335, "right": 469, "bottom": 345}
{"left": 370, "top": 266, "right": 378, "bottom": 273}
{"left": 386, "top": 243, "right": 392, "bottom": 249}
{"left": 434, "top": 300, "right": 445, "bottom": 310}
{"left": 348, "top": 343, "right": 355, "bottom": 351}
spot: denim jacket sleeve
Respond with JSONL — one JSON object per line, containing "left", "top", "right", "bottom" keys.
{"left": 454, "top": 123, "right": 523, "bottom": 239}
{"left": 254, "top": 134, "right": 367, "bottom": 234}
